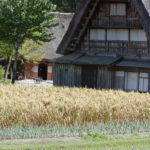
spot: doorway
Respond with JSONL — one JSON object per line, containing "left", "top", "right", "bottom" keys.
{"left": 82, "top": 65, "right": 98, "bottom": 88}
{"left": 38, "top": 63, "right": 47, "bottom": 80}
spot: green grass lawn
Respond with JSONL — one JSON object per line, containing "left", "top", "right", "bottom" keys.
{"left": 1, "top": 135, "right": 150, "bottom": 150}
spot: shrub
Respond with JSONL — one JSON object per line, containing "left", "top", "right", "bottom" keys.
{"left": 0, "top": 65, "right": 4, "bottom": 80}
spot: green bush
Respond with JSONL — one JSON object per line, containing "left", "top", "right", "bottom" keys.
{"left": 0, "top": 65, "right": 4, "bottom": 80}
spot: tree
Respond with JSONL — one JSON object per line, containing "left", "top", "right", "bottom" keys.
{"left": 0, "top": 40, "right": 44, "bottom": 81}
{"left": 52, "top": 0, "right": 81, "bottom": 12}
{"left": 0, "top": 42, "right": 14, "bottom": 80}
{"left": 0, "top": 0, "right": 56, "bottom": 83}
{"left": 20, "top": 40, "right": 45, "bottom": 62}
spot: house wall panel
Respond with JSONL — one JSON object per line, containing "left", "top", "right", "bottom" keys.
{"left": 97, "top": 67, "right": 109, "bottom": 89}
{"left": 53, "top": 64, "right": 82, "bottom": 87}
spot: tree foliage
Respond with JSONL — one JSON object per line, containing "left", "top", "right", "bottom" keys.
{"left": 20, "top": 40, "right": 45, "bottom": 62}
{"left": 52, "top": 0, "right": 81, "bottom": 12}
{"left": 0, "top": 0, "right": 56, "bottom": 83}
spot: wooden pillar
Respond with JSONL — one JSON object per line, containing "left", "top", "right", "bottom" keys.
{"left": 32, "top": 64, "right": 38, "bottom": 78}
{"left": 47, "top": 63, "right": 54, "bottom": 80}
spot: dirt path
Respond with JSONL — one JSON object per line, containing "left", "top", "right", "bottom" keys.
{"left": 0, "top": 137, "right": 81, "bottom": 144}
{"left": 1, "top": 131, "right": 150, "bottom": 144}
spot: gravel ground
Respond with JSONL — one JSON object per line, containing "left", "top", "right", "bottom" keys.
{"left": 16, "top": 79, "right": 53, "bottom": 86}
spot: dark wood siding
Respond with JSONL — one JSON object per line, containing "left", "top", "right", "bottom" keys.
{"left": 97, "top": 67, "right": 113, "bottom": 89}
{"left": 54, "top": 64, "right": 82, "bottom": 87}
{"left": 54, "top": 64, "right": 114, "bottom": 89}
{"left": 54, "top": 63, "right": 150, "bottom": 92}
{"left": 91, "top": 3, "right": 142, "bottom": 28}
{"left": 54, "top": 64, "right": 74, "bottom": 86}
{"left": 81, "top": 65, "right": 98, "bottom": 88}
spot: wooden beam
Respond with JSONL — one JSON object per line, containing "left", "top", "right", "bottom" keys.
{"left": 72, "top": 0, "right": 100, "bottom": 51}
{"left": 89, "top": 25, "right": 143, "bottom": 29}
{"left": 101, "top": 0, "right": 130, "bottom": 2}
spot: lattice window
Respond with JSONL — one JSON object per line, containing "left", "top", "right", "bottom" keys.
{"left": 90, "top": 29, "right": 105, "bottom": 41}
{"left": 107, "top": 29, "right": 128, "bottom": 41}
{"left": 110, "top": 3, "right": 126, "bottom": 16}
{"left": 130, "top": 29, "right": 147, "bottom": 41}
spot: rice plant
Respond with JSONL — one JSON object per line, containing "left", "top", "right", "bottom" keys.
{"left": 0, "top": 85, "right": 150, "bottom": 127}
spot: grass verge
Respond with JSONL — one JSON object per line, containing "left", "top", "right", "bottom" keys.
{"left": 1, "top": 135, "right": 150, "bottom": 150}
{"left": 1, "top": 121, "right": 150, "bottom": 140}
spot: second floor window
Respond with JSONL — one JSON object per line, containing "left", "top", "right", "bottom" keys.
{"left": 90, "top": 29, "right": 147, "bottom": 42}
{"left": 110, "top": 3, "right": 126, "bottom": 16}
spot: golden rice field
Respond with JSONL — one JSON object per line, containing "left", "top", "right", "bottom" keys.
{"left": 1, "top": 85, "right": 150, "bottom": 128}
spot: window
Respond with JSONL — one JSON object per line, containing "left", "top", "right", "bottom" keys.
{"left": 33, "top": 66, "right": 38, "bottom": 73}
{"left": 115, "top": 71, "right": 149, "bottom": 92}
{"left": 107, "top": 29, "right": 128, "bottom": 41}
{"left": 115, "top": 71, "right": 125, "bottom": 89}
{"left": 90, "top": 29, "right": 105, "bottom": 41}
{"left": 125, "top": 72, "right": 138, "bottom": 91}
{"left": 89, "top": 29, "right": 147, "bottom": 42}
{"left": 48, "top": 66, "right": 52, "bottom": 73}
{"left": 139, "top": 73, "right": 149, "bottom": 92}
{"left": 130, "top": 30, "right": 147, "bottom": 42}
{"left": 110, "top": 3, "right": 126, "bottom": 16}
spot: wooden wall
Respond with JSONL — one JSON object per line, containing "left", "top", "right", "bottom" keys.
{"left": 53, "top": 64, "right": 82, "bottom": 87}
{"left": 77, "top": 2, "right": 149, "bottom": 55}
{"left": 23, "top": 62, "right": 38, "bottom": 79}
{"left": 97, "top": 67, "right": 114, "bottom": 89}
{"left": 54, "top": 64, "right": 114, "bottom": 89}
{"left": 91, "top": 2, "right": 142, "bottom": 28}
{"left": 54, "top": 64, "right": 150, "bottom": 92}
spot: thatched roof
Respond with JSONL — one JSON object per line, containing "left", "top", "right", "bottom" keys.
{"left": 42, "top": 12, "right": 74, "bottom": 61}
{"left": 57, "top": 0, "right": 150, "bottom": 55}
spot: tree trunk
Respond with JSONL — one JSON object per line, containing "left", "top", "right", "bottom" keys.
{"left": 10, "top": 67, "right": 13, "bottom": 80}
{"left": 12, "top": 43, "right": 20, "bottom": 84}
{"left": 5, "top": 56, "right": 12, "bottom": 81}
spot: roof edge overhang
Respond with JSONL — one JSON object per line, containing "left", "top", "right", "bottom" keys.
{"left": 131, "top": 0, "right": 150, "bottom": 39}
{"left": 53, "top": 53, "right": 122, "bottom": 66}
{"left": 116, "top": 59, "right": 150, "bottom": 68}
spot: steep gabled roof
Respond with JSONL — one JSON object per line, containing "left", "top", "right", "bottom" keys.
{"left": 30, "top": 12, "right": 73, "bottom": 61}
{"left": 142, "top": 0, "right": 150, "bottom": 16}
{"left": 57, "top": 0, "right": 92, "bottom": 54}
{"left": 132, "top": 0, "right": 150, "bottom": 36}
{"left": 43, "top": 13, "right": 73, "bottom": 60}
{"left": 57, "top": 0, "right": 150, "bottom": 55}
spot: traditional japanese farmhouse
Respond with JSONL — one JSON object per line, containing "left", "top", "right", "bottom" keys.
{"left": 23, "top": 13, "right": 73, "bottom": 80}
{"left": 53, "top": 0, "right": 150, "bottom": 92}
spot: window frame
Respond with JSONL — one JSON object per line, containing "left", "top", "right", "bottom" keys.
{"left": 130, "top": 29, "right": 147, "bottom": 42}
{"left": 139, "top": 73, "right": 149, "bottom": 92}
{"left": 125, "top": 72, "right": 138, "bottom": 91}
{"left": 110, "top": 3, "right": 126, "bottom": 16}
{"left": 107, "top": 29, "right": 129, "bottom": 41}
{"left": 90, "top": 29, "right": 106, "bottom": 41}
{"left": 115, "top": 71, "right": 149, "bottom": 92}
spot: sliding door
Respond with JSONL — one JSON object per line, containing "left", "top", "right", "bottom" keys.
{"left": 115, "top": 71, "right": 149, "bottom": 92}
{"left": 139, "top": 73, "right": 149, "bottom": 92}
{"left": 125, "top": 72, "right": 138, "bottom": 91}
